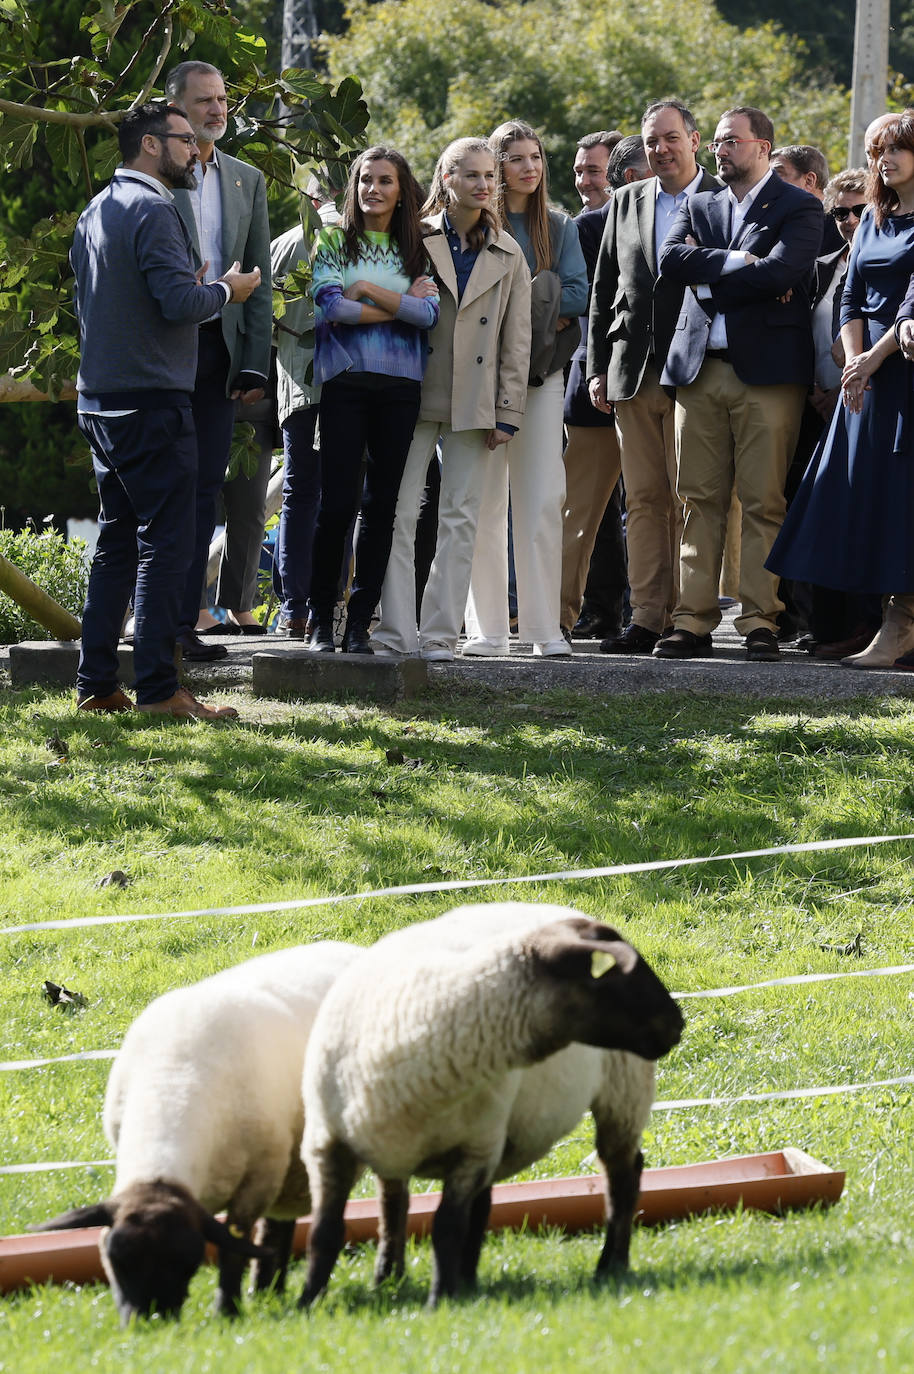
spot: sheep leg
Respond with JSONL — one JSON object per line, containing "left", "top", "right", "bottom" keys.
{"left": 374, "top": 1176, "right": 409, "bottom": 1286}
{"left": 250, "top": 1218, "right": 296, "bottom": 1293}
{"left": 215, "top": 1244, "right": 249, "bottom": 1318}
{"left": 429, "top": 1169, "right": 485, "bottom": 1307}
{"left": 458, "top": 1185, "right": 492, "bottom": 1290}
{"left": 298, "top": 1140, "right": 360, "bottom": 1309}
{"left": 594, "top": 1146, "right": 643, "bottom": 1275}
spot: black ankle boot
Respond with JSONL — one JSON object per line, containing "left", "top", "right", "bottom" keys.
{"left": 308, "top": 614, "right": 336, "bottom": 653}
{"left": 342, "top": 621, "right": 373, "bottom": 655}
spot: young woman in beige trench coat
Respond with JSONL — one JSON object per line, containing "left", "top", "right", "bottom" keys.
{"left": 371, "top": 137, "right": 532, "bottom": 659}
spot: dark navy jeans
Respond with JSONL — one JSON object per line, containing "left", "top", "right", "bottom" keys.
{"left": 273, "top": 406, "right": 321, "bottom": 619}
{"left": 178, "top": 325, "right": 235, "bottom": 635}
{"left": 77, "top": 405, "right": 196, "bottom": 704}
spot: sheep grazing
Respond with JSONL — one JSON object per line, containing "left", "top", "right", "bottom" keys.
{"left": 298, "top": 902, "right": 683, "bottom": 1309}
{"left": 33, "top": 940, "right": 360, "bottom": 1323}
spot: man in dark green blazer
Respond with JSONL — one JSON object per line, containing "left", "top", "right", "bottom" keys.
{"left": 587, "top": 99, "right": 719, "bottom": 657}
{"left": 165, "top": 60, "right": 272, "bottom": 660}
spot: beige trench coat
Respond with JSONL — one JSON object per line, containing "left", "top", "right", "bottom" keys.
{"left": 418, "top": 213, "right": 531, "bottom": 432}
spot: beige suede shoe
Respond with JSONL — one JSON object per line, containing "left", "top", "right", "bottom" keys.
{"left": 843, "top": 596, "right": 914, "bottom": 669}
{"left": 136, "top": 687, "right": 239, "bottom": 720}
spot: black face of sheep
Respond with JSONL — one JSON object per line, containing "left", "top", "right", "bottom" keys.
{"left": 529, "top": 919, "right": 683, "bottom": 1061}
{"left": 31, "top": 1180, "right": 272, "bottom": 1323}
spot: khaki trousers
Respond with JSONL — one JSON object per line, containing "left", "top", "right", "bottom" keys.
{"left": 613, "top": 363, "right": 682, "bottom": 635}
{"left": 673, "top": 358, "right": 806, "bottom": 637}
{"left": 560, "top": 423, "right": 621, "bottom": 631}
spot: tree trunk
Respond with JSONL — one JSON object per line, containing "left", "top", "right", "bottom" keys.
{"left": 281, "top": 0, "right": 319, "bottom": 73}
{"left": 0, "top": 552, "right": 82, "bottom": 639}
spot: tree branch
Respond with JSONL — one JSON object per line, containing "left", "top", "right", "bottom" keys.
{"left": 118, "top": 8, "right": 175, "bottom": 107}
{"left": 0, "top": 98, "right": 118, "bottom": 130}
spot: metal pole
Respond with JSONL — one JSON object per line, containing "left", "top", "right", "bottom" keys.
{"left": 848, "top": 0, "right": 889, "bottom": 164}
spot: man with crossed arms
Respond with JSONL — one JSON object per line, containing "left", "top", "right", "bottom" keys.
{"left": 655, "top": 105, "right": 822, "bottom": 662}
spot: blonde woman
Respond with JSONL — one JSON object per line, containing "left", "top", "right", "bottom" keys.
{"left": 372, "top": 137, "right": 531, "bottom": 660}
{"left": 462, "top": 120, "right": 588, "bottom": 657}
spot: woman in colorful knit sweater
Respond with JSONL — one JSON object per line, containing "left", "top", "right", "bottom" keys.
{"left": 463, "top": 120, "right": 588, "bottom": 659}
{"left": 371, "top": 137, "right": 532, "bottom": 660}
{"left": 308, "top": 145, "right": 439, "bottom": 654}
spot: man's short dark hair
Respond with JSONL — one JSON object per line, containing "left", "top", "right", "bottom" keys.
{"left": 117, "top": 103, "right": 185, "bottom": 162}
{"left": 607, "top": 134, "right": 649, "bottom": 189}
{"left": 721, "top": 106, "right": 774, "bottom": 148}
{"left": 772, "top": 144, "right": 829, "bottom": 191}
{"left": 576, "top": 130, "right": 623, "bottom": 154}
{"left": 164, "top": 60, "right": 222, "bottom": 103}
{"left": 641, "top": 99, "right": 698, "bottom": 135}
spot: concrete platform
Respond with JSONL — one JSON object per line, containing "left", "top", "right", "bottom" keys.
{"left": 6, "top": 612, "right": 914, "bottom": 702}
{"left": 252, "top": 644, "right": 427, "bottom": 702}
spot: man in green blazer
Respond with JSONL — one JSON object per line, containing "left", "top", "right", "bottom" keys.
{"left": 587, "top": 99, "right": 719, "bottom": 656}
{"left": 165, "top": 60, "right": 272, "bottom": 660}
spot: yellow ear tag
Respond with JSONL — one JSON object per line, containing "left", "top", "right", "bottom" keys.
{"left": 591, "top": 950, "right": 617, "bottom": 979}
{"left": 228, "top": 1223, "right": 245, "bottom": 1238}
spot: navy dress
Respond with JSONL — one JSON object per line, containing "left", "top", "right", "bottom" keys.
{"left": 767, "top": 210, "right": 914, "bottom": 594}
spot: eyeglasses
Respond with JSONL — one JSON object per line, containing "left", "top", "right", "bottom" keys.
{"left": 155, "top": 132, "right": 199, "bottom": 147}
{"left": 705, "top": 138, "right": 768, "bottom": 154}
{"left": 829, "top": 202, "right": 866, "bottom": 222}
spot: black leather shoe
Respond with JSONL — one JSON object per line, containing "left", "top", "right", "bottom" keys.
{"left": 177, "top": 631, "right": 229, "bottom": 662}
{"left": 652, "top": 629, "right": 714, "bottom": 659}
{"left": 572, "top": 612, "right": 620, "bottom": 640}
{"left": 309, "top": 616, "right": 336, "bottom": 653}
{"left": 745, "top": 628, "right": 780, "bottom": 661}
{"left": 342, "top": 622, "right": 374, "bottom": 655}
{"left": 601, "top": 623, "right": 661, "bottom": 655}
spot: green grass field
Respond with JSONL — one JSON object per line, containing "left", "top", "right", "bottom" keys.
{"left": 2, "top": 682, "right": 914, "bottom": 1371}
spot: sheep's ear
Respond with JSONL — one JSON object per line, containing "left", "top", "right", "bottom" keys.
{"left": 199, "top": 1211, "right": 275, "bottom": 1260}
{"left": 30, "top": 1201, "right": 116, "bottom": 1233}
{"left": 530, "top": 920, "right": 638, "bottom": 980}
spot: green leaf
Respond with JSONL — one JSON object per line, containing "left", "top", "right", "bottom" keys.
{"left": 280, "top": 68, "right": 328, "bottom": 102}
{"left": 90, "top": 135, "right": 120, "bottom": 182}
{"left": 44, "top": 122, "right": 84, "bottom": 188}
{"left": 0, "top": 117, "right": 37, "bottom": 171}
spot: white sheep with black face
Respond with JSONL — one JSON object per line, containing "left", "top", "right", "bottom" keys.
{"left": 298, "top": 902, "right": 683, "bottom": 1309}
{"left": 33, "top": 941, "right": 360, "bottom": 1323}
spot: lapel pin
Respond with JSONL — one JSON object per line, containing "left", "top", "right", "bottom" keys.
{"left": 235, "top": 179, "right": 242, "bottom": 188}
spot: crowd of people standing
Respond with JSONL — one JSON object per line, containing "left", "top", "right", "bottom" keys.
{"left": 69, "top": 70, "right": 914, "bottom": 718}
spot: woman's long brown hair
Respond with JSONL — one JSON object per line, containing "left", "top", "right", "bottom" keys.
{"left": 866, "top": 113, "right": 914, "bottom": 228}
{"left": 489, "top": 120, "right": 552, "bottom": 273}
{"left": 339, "top": 144, "right": 427, "bottom": 279}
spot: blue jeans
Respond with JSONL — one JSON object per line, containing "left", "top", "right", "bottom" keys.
{"left": 273, "top": 406, "right": 321, "bottom": 619}
{"left": 77, "top": 405, "right": 196, "bottom": 704}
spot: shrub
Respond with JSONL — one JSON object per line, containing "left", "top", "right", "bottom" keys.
{"left": 0, "top": 526, "right": 89, "bottom": 644}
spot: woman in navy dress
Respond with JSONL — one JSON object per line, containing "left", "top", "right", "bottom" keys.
{"left": 767, "top": 113, "right": 914, "bottom": 668}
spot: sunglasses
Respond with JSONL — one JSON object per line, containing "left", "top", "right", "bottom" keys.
{"left": 829, "top": 203, "right": 866, "bottom": 222}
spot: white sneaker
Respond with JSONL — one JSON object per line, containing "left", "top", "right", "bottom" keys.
{"left": 462, "top": 638, "right": 509, "bottom": 657}
{"left": 372, "top": 641, "right": 409, "bottom": 658}
{"left": 533, "top": 639, "right": 572, "bottom": 658}
{"left": 421, "top": 642, "right": 454, "bottom": 662}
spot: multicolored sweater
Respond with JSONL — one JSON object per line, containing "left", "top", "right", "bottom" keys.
{"left": 311, "top": 226, "right": 439, "bottom": 385}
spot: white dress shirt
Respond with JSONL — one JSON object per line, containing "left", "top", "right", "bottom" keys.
{"left": 697, "top": 168, "right": 774, "bottom": 350}
{"left": 654, "top": 167, "right": 704, "bottom": 266}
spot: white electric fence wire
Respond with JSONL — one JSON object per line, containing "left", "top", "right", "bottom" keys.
{"left": 4, "top": 963, "right": 914, "bottom": 1073}
{"left": 4, "top": 1074, "right": 914, "bottom": 1176}
{"left": 2, "top": 832, "right": 913, "bottom": 937}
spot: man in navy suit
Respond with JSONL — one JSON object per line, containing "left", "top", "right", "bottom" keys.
{"left": 655, "top": 106, "right": 822, "bottom": 661}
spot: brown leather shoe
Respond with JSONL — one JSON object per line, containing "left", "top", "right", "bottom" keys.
{"left": 76, "top": 689, "right": 135, "bottom": 713}
{"left": 136, "top": 687, "right": 238, "bottom": 720}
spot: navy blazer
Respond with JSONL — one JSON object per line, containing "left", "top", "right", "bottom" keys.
{"left": 658, "top": 174, "right": 823, "bottom": 388}
{"left": 897, "top": 274, "right": 914, "bottom": 324}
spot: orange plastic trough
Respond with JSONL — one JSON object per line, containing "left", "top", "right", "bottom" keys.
{"left": 0, "top": 1148, "right": 844, "bottom": 1295}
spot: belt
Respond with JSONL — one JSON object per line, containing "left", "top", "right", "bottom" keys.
{"left": 705, "top": 348, "right": 732, "bottom": 363}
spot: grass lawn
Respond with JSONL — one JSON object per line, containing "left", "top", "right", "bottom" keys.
{"left": 2, "top": 681, "right": 914, "bottom": 1371}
